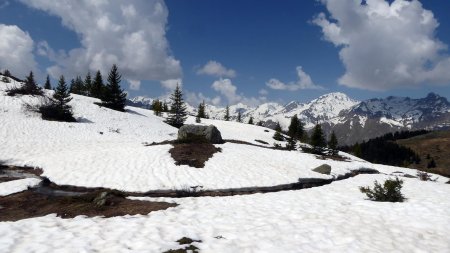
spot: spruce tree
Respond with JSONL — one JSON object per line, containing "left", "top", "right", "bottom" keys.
{"left": 237, "top": 110, "right": 242, "bottom": 123}
{"left": 286, "top": 136, "right": 297, "bottom": 150}
{"left": 166, "top": 84, "right": 187, "bottom": 128}
{"left": 23, "top": 71, "right": 42, "bottom": 95}
{"left": 84, "top": 72, "right": 92, "bottom": 96}
{"left": 328, "top": 131, "right": 338, "bottom": 155}
{"left": 71, "top": 76, "right": 85, "bottom": 95}
{"left": 41, "top": 75, "right": 75, "bottom": 122}
{"left": 3, "top": 69, "right": 11, "bottom": 77}
{"left": 69, "top": 78, "right": 75, "bottom": 93}
{"left": 44, "top": 75, "right": 51, "bottom": 89}
{"left": 101, "top": 64, "right": 127, "bottom": 112}
{"left": 152, "top": 99, "right": 162, "bottom": 116}
{"left": 91, "top": 70, "right": 104, "bottom": 99}
{"left": 310, "top": 123, "right": 326, "bottom": 153}
{"left": 297, "top": 119, "right": 305, "bottom": 140}
{"left": 248, "top": 116, "right": 254, "bottom": 125}
{"left": 163, "top": 102, "right": 169, "bottom": 112}
{"left": 224, "top": 105, "right": 230, "bottom": 121}
{"left": 273, "top": 122, "right": 284, "bottom": 141}
{"left": 196, "top": 101, "right": 206, "bottom": 123}
{"left": 288, "top": 115, "right": 299, "bottom": 138}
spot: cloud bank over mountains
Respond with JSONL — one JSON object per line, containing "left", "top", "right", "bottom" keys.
{"left": 314, "top": 0, "right": 450, "bottom": 91}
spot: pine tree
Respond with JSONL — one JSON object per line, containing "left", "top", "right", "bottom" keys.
{"left": 273, "top": 122, "right": 284, "bottom": 141}
{"left": 101, "top": 64, "right": 127, "bottom": 112}
{"left": 297, "top": 119, "right": 305, "bottom": 140}
{"left": 91, "top": 70, "right": 104, "bottom": 99}
{"left": 44, "top": 75, "right": 51, "bottom": 89}
{"left": 40, "top": 75, "right": 75, "bottom": 122}
{"left": 237, "top": 110, "right": 242, "bottom": 123}
{"left": 23, "top": 71, "right": 42, "bottom": 95}
{"left": 3, "top": 69, "right": 11, "bottom": 77}
{"left": 152, "top": 99, "right": 163, "bottom": 116}
{"left": 69, "top": 78, "right": 75, "bottom": 93}
{"left": 224, "top": 105, "right": 230, "bottom": 121}
{"left": 166, "top": 84, "right": 187, "bottom": 128}
{"left": 288, "top": 115, "right": 299, "bottom": 138}
{"left": 84, "top": 72, "right": 92, "bottom": 96}
{"left": 163, "top": 102, "right": 169, "bottom": 112}
{"left": 248, "top": 116, "right": 254, "bottom": 125}
{"left": 286, "top": 136, "right": 297, "bottom": 150}
{"left": 71, "top": 76, "right": 85, "bottom": 95}
{"left": 310, "top": 123, "right": 326, "bottom": 153}
{"left": 328, "top": 131, "right": 338, "bottom": 155}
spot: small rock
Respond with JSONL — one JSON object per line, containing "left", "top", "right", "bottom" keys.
{"left": 312, "top": 164, "right": 332, "bottom": 175}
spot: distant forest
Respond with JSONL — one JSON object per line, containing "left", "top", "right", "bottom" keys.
{"left": 339, "top": 130, "right": 429, "bottom": 167}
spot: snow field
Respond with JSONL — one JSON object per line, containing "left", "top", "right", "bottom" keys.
{"left": 0, "top": 174, "right": 448, "bottom": 252}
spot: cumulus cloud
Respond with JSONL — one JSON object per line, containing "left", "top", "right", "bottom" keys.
{"left": 185, "top": 91, "right": 221, "bottom": 106}
{"left": 313, "top": 0, "right": 450, "bottom": 90}
{"left": 266, "top": 66, "right": 322, "bottom": 91}
{"left": 20, "top": 0, "right": 181, "bottom": 88}
{"left": 211, "top": 78, "right": 266, "bottom": 106}
{"left": 196, "top": 60, "right": 236, "bottom": 78}
{"left": 0, "top": 24, "right": 38, "bottom": 77}
{"left": 160, "top": 78, "right": 182, "bottom": 90}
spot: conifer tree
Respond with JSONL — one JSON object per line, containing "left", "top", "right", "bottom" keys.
{"left": 44, "top": 75, "right": 51, "bottom": 89}
{"left": 248, "top": 116, "right": 254, "bottom": 125}
{"left": 69, "top": 78, "right": 75, "bottom": 93}
{"left": 196, "top": 101, "right": 206, "bottom": 123}
{"left": 310, "top": 123, "right": 326, "bottom": 153}
{"left": 257, "top": 121, "right": 263, "bottom": 126}
{"left": 163, "top": 102, "right": 169, "bottom": 112}
{"left": 166, "top": 84, "right": 187, "bottom": 128}
{"left": 101, "top": 64, "right": 127, "bottom": 112}
{"left": 41, "top": 75, "right": 75, "bottom": 122}
{"left": 91, "top": 70, "right": 104, "bottom": 99}
{"left": 152, "top": 99, "right": 163, "bottom": 116}
{"left": 286, "top": 136, "right": 297, "bottom": 150}
{"left": 273, "top": 122, "right": 284, "bottom": 141}
{"left": 288, "top": 114, "right": 299, "bottom": 138}
{"left": 297, "top": 119, "right": 305, "bottom": 140}
{"left": 328, "top": 131, "right": 338, "bottom": 155}
{"left": 84, "top": 72, "right": 92, "bottom": 96}
{"left": 237, "top": 110, "right": 242, "bottom": 123}
{"left": 23, "top": 71, "right": 42, "bottom": 95}
{"left": 3, "top": 69, "right": 11, "bottom": 77}
{"left": 224, "top": 105, "right": 230, "bottom": 121}
{"left": 71, "top": 76, "right": 85, "bottom": 95}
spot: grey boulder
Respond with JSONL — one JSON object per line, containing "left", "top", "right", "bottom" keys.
{"left": 312, "top": 164, "right": 332, "bottom": 175}
{"left": 178, "top": 124, "right": 224, "bottom": 144}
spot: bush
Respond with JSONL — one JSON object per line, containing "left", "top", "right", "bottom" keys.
{"left": 359, "top": 177, "right": 405, "bottom": 202}
{"left": 39, "top": 102, "right": 76, "bottom": 122}
{"left": 416, "top": 171, "right": 437, "bottom": 182}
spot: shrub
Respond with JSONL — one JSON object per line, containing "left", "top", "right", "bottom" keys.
{"left": 416, "top": 171, "right": 437, "bottom": 182}
{"left": 359, "top": 177, "right": 405, "bottom": 202}
{"left": 39, "top": 102, "right": 76, "bottom": 122}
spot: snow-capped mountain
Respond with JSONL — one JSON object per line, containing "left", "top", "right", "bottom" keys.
{"left": 129, "top": 92, "right": 450, "bottom": 145}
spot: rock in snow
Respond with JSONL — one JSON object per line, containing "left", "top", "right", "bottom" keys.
{"left": 312, "top": 164, "right": 332, "bottom": 175}
{"left": 178, "top": 124, "right": 224, "bottom": 144}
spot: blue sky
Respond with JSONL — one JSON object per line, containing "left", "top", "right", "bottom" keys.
{"left": 1, "top": 0, "right": 450, "bottom": 106}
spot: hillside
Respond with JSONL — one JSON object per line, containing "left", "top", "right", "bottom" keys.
{"left": 397, "top": 130, "right": 450, "bottom": 177}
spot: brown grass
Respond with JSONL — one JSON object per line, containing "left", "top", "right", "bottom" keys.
{"left": 169, "top": 143, "right": 222, "bottom": 168}
{"left": 0, "top": 190, "right": 176, "bottom": 222}
{"left": 397, "top": 130, "right": 450, "bottom": 177}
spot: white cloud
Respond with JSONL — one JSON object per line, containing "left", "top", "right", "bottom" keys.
{"left": 266, "top": 66, "right": 323, "bottom": 91}
{"left": 185, "top": 91, "right": 221, "bottom": 106}
{"left": 0, "top": 24, "right": 38, "bottom": 77}
{"left": 313, "top": 0, "right": 450, "bottom": 90}
{"left": 160, "top": 78, "right": 182, "bottom": 90}
{"left": 197, "top": 60, "right": 236, "bottom": 78}
{"left": 21, "top": 0, "right": 181, "bottom": 89}
{"left": 211, "top": 78, "right": 266, "bottom": 106}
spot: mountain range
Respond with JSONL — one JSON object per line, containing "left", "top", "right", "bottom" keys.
{"left": 128, "top": 92, "right": 450, "bottom": 145}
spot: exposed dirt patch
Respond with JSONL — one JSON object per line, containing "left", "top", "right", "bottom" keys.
{"left": 169, "top": 143, "right": 222, "bottom": 168}
{"left": 0, "top": 190, "right": 176, "bottom": 222}
{"left": 0, "top": 165, "right": 43, "bottom": 176}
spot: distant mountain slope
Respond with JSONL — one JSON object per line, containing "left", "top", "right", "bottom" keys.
{"left": 129, "top": 92, "right": 450, "bottom": 145}
{"left": 397, "top": 130, "right": 450, "bottom": 177}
